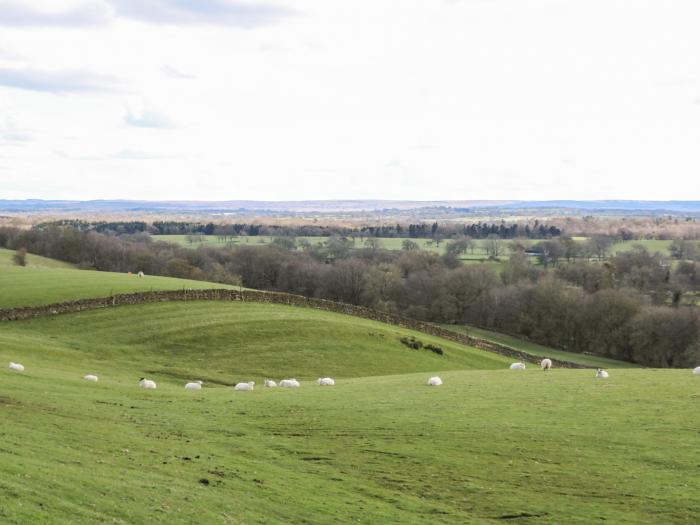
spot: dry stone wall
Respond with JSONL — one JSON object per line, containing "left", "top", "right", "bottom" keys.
{"left": 0, "top": 288, "right": 589, "bottom": 368}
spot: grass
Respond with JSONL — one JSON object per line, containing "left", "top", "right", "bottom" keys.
{"left": 0, "top": 247, "right": 76, "bottom": 269}
{"left": 0, "top": 301, "right": 698, "bottom": 523}
{"left": 0, "top": 248, "right": 237, "bottom": 308}
{"left": 158, "top": 235, "right": 700, "bottom": 259}
{"left": 439, "top": 324, "right": 639, "bottom": 369}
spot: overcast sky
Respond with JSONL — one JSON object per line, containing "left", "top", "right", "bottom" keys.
{"left": 0, "top": 0, "right": 698, "bottom": 201}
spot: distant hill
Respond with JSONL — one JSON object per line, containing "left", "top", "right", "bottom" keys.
{"left": 1, "top": 199, "right": 699, "bottom": 214}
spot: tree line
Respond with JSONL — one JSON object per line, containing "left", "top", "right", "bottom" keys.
{"left": 1, "top": 225, "right": 698, "bottom": 368}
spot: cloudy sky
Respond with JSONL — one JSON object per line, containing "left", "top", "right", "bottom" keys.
{"left": 0, "top": 0, "right": 698, "bottom": 201}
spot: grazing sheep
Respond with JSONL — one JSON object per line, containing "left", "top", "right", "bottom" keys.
{"left": 427, "top": 376, "right": 443, "bottom": 386}
{"left": 264, "top": 379, "right": 277, "bottom": 388}
{"left": 137, "top": 271, "right": 144, "bottom": 278}
{"left": 279, "top": 378, "right": 300, "bottom": 388}
{"left": 9, "top": 362, "right": 25, "bottom": 372}
{"left": 138, "top": 377, "right": 157, "bottom": 389}
{"left": 693, "top": 367, "right": 700, "bottom": 375}
{"left": 185, "top": 380, "right": 203, "bottom": 390}
{"left": 317, "top": 377, "right": 335, "bottom": 386}
{"left": 510, "top": 362, "right": 526, "bottom": 370}
{"left": 84, "top": 374, "right": 99, "bottom": 382}
{"left": 595, "top": 368, "right": 609, "bottom": 378}
{"left": 540, "top": 358, "right": 552, "bottom": 371}
{"left": 234, "top": 381, "right": 255, "bottom": 391}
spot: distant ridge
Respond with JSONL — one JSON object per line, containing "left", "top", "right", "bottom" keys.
{"left": 1, "top": 199, "right": 699, "bottom": 214}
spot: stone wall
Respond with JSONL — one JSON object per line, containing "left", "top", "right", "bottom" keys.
{"left": 0, "top": 288, "right": 589, "bottom": 368}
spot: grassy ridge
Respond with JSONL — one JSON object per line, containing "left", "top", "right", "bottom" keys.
{"left": 0, "top": 248, "right": 237, "bottom": 308}
{"left": 0, "top": 301, "right": 697, "bottom": 523}
{"left": 0, "top": 302, "right": 510, "bottom": 381}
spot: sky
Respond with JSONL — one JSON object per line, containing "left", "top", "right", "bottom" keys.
{"left": 0, "top": 0, "right": 699, "bottom": 201}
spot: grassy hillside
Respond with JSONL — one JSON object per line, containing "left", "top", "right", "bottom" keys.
{"left": 0, "top": 247, "right": 76, "bottom": 269}
{"left": 0, "top": 301, "right": 698, "bottom": 523}
{"left": 0, "top": 302, "right": 509, "bottom": 381}
{"left": 440, "top": 324, "right": 639, "bottom": 369}
{"left": 0, "top": 248, "right": 237, "bottom": 308}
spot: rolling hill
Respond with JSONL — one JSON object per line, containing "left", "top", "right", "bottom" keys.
{"left": 1, "top": 300, "right": 697, "bottom": 523}
{"left": 0, "top": 248, "right": 238, "bottom": 308}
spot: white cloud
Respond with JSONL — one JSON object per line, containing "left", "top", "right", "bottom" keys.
{"left": 162, "top": 65, "right": 195, "bottom": 79}
{"left": 0, "top": 118, "right": 33, "bottom": 143}
{"left": 0, "top": 1, "right": 112, "bottom": 27}
{"left": 0, "top": 67, "right": 119, "bottom": 93}
{"left": 0, "top": 0, "right": 291, "bottom": 28}
{"left": 0, "top": 0, "right": 699, "bottom": 201}
{"left": 110, "top": 0, "right": 292, "bottom": 27}
{"left": 123, "top": 107, "right": 175, "bottom": 129}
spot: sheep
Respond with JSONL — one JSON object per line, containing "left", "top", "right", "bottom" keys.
{"left": 264, "top": 379, "right": 277, "bottom": 388}
{"left": 279, "top": 378, "right": 300, "bottom": 388}
{"left": 137, "top": 271, "right": 144, "bottom": 278}
{"left": 185, "top": 380, "right": 203, "bottom": 390}
{"left": 540, "top": 358, "right": 552, "bottom": 371}
{"left": 693, "top": 367, "right": 700, "bottom": 375}
{"left": 427, "top": 376, "right": 442, "bottom": 386}
{"left": 510, "top": 362, "right": 526, "bottom": 370}
{"left": 84, "top": 374, "right": 99, "bottom": 382}
{"left": 234, "top": 381, "right": 255, "bottom": 391}
{"left": 138, "top": 377, "right": 157, "bottom": 389}
{"left": 317, "top": 377, "right": 335, "bottom": 386}
{"left": 8, "top": 362, "right": 24, "bottom": 372}
{"left": 595, "top": 368, "right": 609, "bottom": 378}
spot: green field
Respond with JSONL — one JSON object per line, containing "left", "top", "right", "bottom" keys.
{"left": 2, "top": 301, "right": 699, "bottom": 523}
{"left": 0, "top": 248, "right": 237, "bottom": 308}
{"left": 440, "top": 324, "right": 639, "bottom": 369}
{"left": 155, "top": 234, "right": 698, "bottom": 259}
{"left": 155, "top": 234, "right": 495, "bottom": 255}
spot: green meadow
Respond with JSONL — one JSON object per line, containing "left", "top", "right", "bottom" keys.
{"left": 2, "top": 301, "right": 699, "bottom": 524}
{"left": 1, "top": 249, "right": 699, "bottom": 523}
{"left": 0, "top": 248, "right": 237, "bottom": 308}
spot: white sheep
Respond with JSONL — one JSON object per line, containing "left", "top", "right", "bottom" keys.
{"left": 137, "top": 271, "right": 144, "bottom": 278}
{"left": 692, "top": 367, "right": 700, "bottom": 375}
{"left": 8, "top": 362, "right": 24, "bottom": 372}
{"left": 510, "top": 362, "right": 526, "bottom": 370}
{"left": 317, "top": 377, "right": 335, "bottom": 386}
{"left": 595, "top": 368, "right": 609, "bottom": 378}
{"left": 540, "top": 358, "right": 552, "bottom": 371}
{"left": 264, "top": 379, "right": 277, "bottom": 388}
{"left": 84, "top": 374, "right": 99, "bottom": 382}
{"left": 234, "top": 381, "right": 255, "bottom": 391}
{"left": 185, "top": 380, "right": 203, "bottom": 390}
{"left": 427, "top": 376, "right": 442, "bottom": 386}
{"left": 279, "top": 378, "right": 300, "bottom": 388}
{"left": 139, "top": 377, "right": 157, "bottom": 389}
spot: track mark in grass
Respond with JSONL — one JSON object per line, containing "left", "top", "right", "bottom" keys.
{"left": 495, "top": 512, "right": 548, "bottom": 520}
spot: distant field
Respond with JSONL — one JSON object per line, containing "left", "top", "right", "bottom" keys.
{"left": 154, "top": 234, "right": 513, "bottom": 265}
{"left": 0, "top": 248, "right": 236, "bottom": 308}
{"left": 2, "top": 301, "right": 699, "bottom": 523}
{"left": 155, "top": 234, "right": 697, "bottom": 259}
{"left": 440, "top": 324, "right": 639, "bottom": 369}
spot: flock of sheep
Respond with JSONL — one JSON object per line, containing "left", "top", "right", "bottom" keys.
{"left": 10, "top": 359, "right": 683, "bottom": 389}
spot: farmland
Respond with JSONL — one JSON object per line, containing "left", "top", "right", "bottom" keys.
{"left": 0, "top": 248, "right": 238, "bottom": 308}
{"left": 2, "top": 300, "right": 699, "bottom": 523}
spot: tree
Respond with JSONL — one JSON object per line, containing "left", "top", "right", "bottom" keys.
{"left": 401, "top": 239, "right": 420, "bottom": 251}
{"left": 445, "top": 236, "right": 474, "bottom": 256}
{"left": 484, "top": 235, "right": 504, "bottom": 259}
{"left": 12, "top": 248, "right": 27, "bottom": 267}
